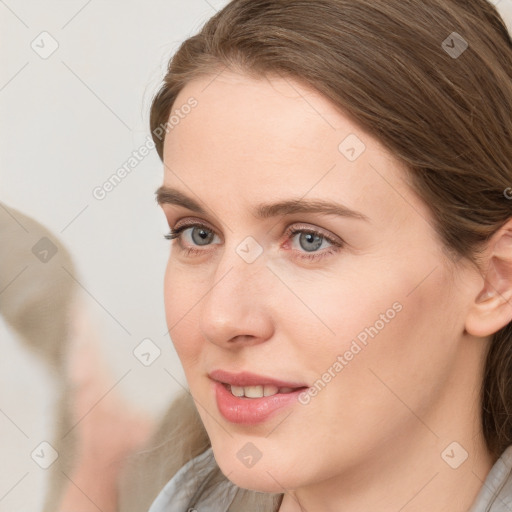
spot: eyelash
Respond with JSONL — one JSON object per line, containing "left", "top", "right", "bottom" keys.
{"left": 164, "top": 221, "right": 343, "bottom": 262}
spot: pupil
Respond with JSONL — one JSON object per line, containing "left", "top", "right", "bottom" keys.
{"left": 192, "top": 228, "right": 213, "bottom": 245}
{"left": 301, "top": 233, "right": 322, "bottom": 252}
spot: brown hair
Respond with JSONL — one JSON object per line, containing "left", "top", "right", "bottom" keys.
{"left": 149, "top": 0, "right": 512, "bottom": 508}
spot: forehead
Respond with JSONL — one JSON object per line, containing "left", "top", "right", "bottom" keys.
{"left": 164, "top": 71, "right": 360, "bottom": 166}
{"left": 161, "top": 70, "right": 420, "bottom": 224}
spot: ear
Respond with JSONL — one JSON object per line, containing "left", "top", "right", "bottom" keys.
{"left": 465, "top": 219, "right": 512, "bottom": 337}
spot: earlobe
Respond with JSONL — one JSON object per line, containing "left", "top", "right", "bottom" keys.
{"left": 465, "top": 223, "right": 512, "bottom": 338}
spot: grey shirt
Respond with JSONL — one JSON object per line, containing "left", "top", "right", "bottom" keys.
{"left": 149, "top": 444, "right": 512, "bottom": 512}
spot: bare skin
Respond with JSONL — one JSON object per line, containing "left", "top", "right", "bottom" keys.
{"left": 157, "top": 70, "right": 512, "bottom": 512}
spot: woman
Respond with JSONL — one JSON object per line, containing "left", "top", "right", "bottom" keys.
{"left": 147, "top": 0, "right": 512, "bottom": 510}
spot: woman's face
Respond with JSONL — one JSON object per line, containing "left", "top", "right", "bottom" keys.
{"left": 158, "top": 70, "right": 483, "bottom": 494}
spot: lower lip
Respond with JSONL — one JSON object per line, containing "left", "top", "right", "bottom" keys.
{"left": 213, "top": 380, "right": 306, "bottom": 425}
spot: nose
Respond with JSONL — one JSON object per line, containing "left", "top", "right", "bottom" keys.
{"left": 198, "top": 245, "right": 275, "bottom": 349}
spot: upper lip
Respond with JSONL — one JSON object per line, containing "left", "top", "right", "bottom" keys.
{"left": 209, "top": 369, "right": 307, "bottom": 388}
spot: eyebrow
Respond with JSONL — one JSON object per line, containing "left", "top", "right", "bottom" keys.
{"left": 155, "top": 186, "right": 370, "bottom": 222}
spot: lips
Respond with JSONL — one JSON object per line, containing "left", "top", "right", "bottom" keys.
{"left": 209, "top": 369, "right": 309, "bottom": 425}
{"left": 208, "top": 369, "right": 307, "bottom": 389}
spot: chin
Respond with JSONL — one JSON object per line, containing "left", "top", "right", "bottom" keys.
{"left": 223, "top": 466, "right": 287, "bottom": 494}
{"left": 211, "top": 441, "right": 293, "bottom": 493}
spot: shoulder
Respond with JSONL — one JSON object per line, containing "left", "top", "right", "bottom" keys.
{"left": 148, "top": 447, "right": 239, "bottom": 512}
{"left": 469, "top": 444, "right": 512, "bottom": 512}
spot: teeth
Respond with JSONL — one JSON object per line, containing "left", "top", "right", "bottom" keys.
{"left": 264, "top": 385, "right": 279, "bottom": 396}
{"left": 228, "top": 384, "right": 294, "bottom": 398}
{"left": 230, "top": 385, "right": 245, "bottom": 397}
{"left": 245, "top": 385, "right": 264, "bottom": 398}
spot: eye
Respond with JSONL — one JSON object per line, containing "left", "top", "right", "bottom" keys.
{"left": 164, "top": 221, "right": 343, "bottom": 262}
{"left": 164, "top": 222, "right": 221, "bottom": 255}
{"left": 283, "top": 224, "right": 343, "bottom": 262}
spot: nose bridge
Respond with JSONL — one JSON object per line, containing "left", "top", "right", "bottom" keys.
{"left": 213, "top": 234, "right": 270, "bottom": 299}
{"left": 198, "top": 238, "right": 273, "bottom": 344}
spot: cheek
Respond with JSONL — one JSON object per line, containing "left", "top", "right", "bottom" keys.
{"left": 163, "top": 259, "right": 203, "bottom": 363}
{"left": 280, "top": 265, "right": 409, "bottom": 369}
{"left": 306, "top": 262, "right": 460, "bottom": 425}
{"left": 290, "top": 254, "right": 457, "bottom": 398}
